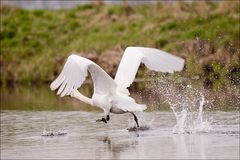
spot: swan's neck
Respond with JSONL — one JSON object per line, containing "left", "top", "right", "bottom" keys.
{"left": 72, "top": 90, "right": 93, "bottom": 105}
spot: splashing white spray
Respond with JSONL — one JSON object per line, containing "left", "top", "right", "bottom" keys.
{"left": 127, "top": 113, "right": 154, "bottom": 131}
{"left": 41, "top": 129, "right": 67, "bottom": 136}
{"left": 172, "top": 92, "right": 212, "bottom": 134}
{"left": 147, "top": 74, "right": 212, "bottom": 134}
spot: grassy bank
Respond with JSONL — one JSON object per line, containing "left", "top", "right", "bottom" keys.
{"left": 1, "top": 1, "right": 239, "bottom": 89}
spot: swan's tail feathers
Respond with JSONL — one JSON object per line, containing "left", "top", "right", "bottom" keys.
{"left": 119, "top": 103, "right": 147, "bottom": 112}
{"left": 135, "top": 104, "right": 147, "bottom": 112}
{"left": 115, "top": 94, "right": 147, "bottom": 112}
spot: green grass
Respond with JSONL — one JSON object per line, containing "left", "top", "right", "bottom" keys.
{"left": 0, "top": 2, "right": 239, "bottom": 88}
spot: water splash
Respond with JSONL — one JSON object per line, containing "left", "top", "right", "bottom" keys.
{"left": 127, "top": 113, "right": 154, "bottom": 132}
{"left": 172, "top": 93, "right": 212, "bottom": 134}
{"left": 147, "top": 74, "right": 212, "bottom": 134}
{"left": 41, "top": 129, "right": 67, "bottom": 136}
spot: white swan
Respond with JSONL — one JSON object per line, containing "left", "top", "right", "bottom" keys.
{"left": 50, "top": 47, "right": 184, "bottom": 127}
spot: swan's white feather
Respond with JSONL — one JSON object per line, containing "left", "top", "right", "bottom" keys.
{"left": 50, "top": 47, "right": 185, "bottom": 115}
{"left": 114, "top": 47, "right": 185, "bottom": 89}
{"left": 50, "top": 54, "right": 117, "bottom": 97}
{"left": 112, "top": 93, "right": 146, "bottom": 112}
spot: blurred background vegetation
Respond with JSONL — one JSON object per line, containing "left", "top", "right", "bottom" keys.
{"left": 0, "top": 1, "right": 239, "bottom": 110}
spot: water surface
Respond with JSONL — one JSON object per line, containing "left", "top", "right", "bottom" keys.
{"left": 1, "top": 111, "right": 239, "bottom": 159}
{"left": 1, "top": 85, "right": 239, "bottom": 159}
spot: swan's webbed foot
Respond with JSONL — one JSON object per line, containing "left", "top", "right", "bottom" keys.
{"left": 96, "top": 115, "right": 109, "bottom": 124}
{"left": 96, "top": 118, "right": 107, "bottom": 123}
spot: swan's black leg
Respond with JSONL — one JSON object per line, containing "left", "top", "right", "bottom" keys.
{"left": 130, "top": 112, "right": 139, "bottom": 128}
{"left": 106, "top": 115, "right": 110, "bottom": 121}
{"left": 96, "top": 118, "right": 107, "bottom": 123}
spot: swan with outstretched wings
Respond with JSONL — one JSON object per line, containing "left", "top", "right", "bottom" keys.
{"left": 50, "top": 47, "right": 184, "bottom": 127}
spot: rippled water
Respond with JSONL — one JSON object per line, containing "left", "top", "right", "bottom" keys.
{"left": 1, "top": 84, "right": 240, "bottom": 159}
{"left": 1, "top": 111, "right": 239, "bottom": 159}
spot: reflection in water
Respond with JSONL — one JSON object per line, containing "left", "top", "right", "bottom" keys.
{"left": 1, "top": 111, "right": 239, "bottom": 159}
{"left": 172, "top": 134, "right": 208, "bottom": 159}
{"left": 0, "top": 85, "right": 98, "bottom": 111}
{"left": 1, "top": 84, "right": 239, "bottom": 159}
{"left": 0, "top": 85, "right": 145, "bottom": 112}
{"left": 97, "top": 134, "right": 138, "bottom": 159}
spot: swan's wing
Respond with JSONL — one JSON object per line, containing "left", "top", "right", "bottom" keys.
{"left": 114, "top": 47, "right": 185, "bottom": 89}
{"left": 50, "top": 54, "right": 117, "bottom": 97}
